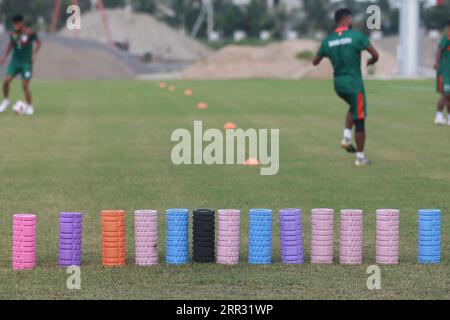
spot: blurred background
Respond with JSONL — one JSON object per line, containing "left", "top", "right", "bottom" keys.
{"left": 0, "top": 0, "right": 449, "bottom": 80}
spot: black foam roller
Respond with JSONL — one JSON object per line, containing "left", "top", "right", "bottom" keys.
{"left": 193, "top": 209, "right": 215, "bottom": 263}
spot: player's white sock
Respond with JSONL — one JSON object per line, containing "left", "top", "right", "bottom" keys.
{"left": 25, "top": 104, "right": 34, "bottom": 116}
{"left": 435, "top": 112, "right": 446, "bottom": 125}
{"left": 0, "top": 98, "right": 10, "bottom": 112}
{"left": 356, "top": 152, "right": 365, "bottom": 159}
{"left": 343, "top": 128, "right": 352, "bottom": 140}
{"left": 448, "top": 114, "right": 450, "bottom": 124}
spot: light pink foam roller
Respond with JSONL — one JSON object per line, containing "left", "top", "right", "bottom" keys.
{"left": 134, "top": 210, "right": 158, "bottom": 266}
{"left": 376, "top": 209, "right": 399, "bottom": 264}
{"left": 12, "top": 214, "right": 37, "bottom": 270}
{"left": 339, "top": 210, "right": 363, "bottom": 265}
{"left": 217, "top": 209, "right": 240, "bottom": 265}
{"left": 311, "top": 209, "right": 334, "bottom": 264}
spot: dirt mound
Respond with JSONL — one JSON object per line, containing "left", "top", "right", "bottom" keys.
{"left": 59, "top": 9, "right": 212, "bottom": 62}
{"left": 372, "top": 36, "right": 439, "bottom": 71}
{"left": 0, "top": 32, "right": 136, "bottom": 80}
{"left": 184, "top": 40, "right": 321, "bottom": 79}
{"left": 33, "top": 38, "right": 135, "bottom": 80}
{"left": 183, "top": 39, "right": 398, "bottom": 80}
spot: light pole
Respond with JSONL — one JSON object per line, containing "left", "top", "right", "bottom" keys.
{"left": 399, "top": 0, "right": 420, "bottom": 77}
{"left": 191, "top": 0, "right": 214, "bottom": 40}
{"left": 206, "top": 0, "right": 214, "bottom": 41}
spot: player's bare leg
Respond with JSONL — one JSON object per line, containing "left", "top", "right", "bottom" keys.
{"left": 0, "top": 76, "right": 13, "bottom": 112}
{"left": 355, "top": 132, "right": 364, "bottom": 153}
{"left": 341, "top": 111, "right": 357, "bottom": 153}
{"left": 22, "top": 79, "right": 34, "bottom": 115}
{"left": 446, "top": 95, "right": 450, "bottom": 126}
{"left": 435, "top": 95, "right": 447, "bottom": 125}
{"left": 354, "top": 120, "right": 371, "bottom": 166}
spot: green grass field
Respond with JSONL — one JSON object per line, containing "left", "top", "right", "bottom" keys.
{"left": 0, "top": 79, "right": 449, "bottom": 300}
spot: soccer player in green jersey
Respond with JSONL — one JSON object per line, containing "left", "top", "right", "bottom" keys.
{"left": 313, "top": 9, "right": 379, "bottom": 166}
{"left": 433, "top": 20, "right": 450, "bottom": 126}
{"left": 0, "top": 15, "right": 41, "bottom": 115}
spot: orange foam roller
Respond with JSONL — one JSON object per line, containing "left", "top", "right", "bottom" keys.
{"left": 101, "top": 210, "right": 126, "bottom": 267}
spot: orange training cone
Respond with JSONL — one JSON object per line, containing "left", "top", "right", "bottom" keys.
{"left": 244, "top": 158, "right": 260, "bottom": 166}
{"left": 197, "top": 102, "right": 208, "bottom": 109}
{"left": 159, "top": 82, "right": 167, "bottom": 89}
{"left": 224, "top": 122, "right": 236, "bottom": 130}
{"left": 184, "top": 89, "right": 193, "bottom": 96}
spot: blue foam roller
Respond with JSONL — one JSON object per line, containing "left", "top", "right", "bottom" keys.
{"left": 166, "top": 209, "right": 189, "bottom": 264}
{"left": 248, "top": 209, "right": 272, "bottom": 264}
{"left": 418, "top": 209, "right": 440, "bottom": 264}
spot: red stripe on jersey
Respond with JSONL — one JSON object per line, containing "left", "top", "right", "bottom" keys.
{"left": 357, "top": 93, "right": 365, "bottom": 119}
{"left": 439, "top": 76, "right": 444, "bottom": 93}
{"left": 335, "top": 27, "right": 349, "bottom": 36}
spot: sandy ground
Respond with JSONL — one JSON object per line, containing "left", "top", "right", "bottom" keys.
{"left": 183, "top": 38, "right": 400, "bottom": 80}
{"left": 59, "top": 8, "right": 212, "bottom": 62}
{"left": 33, "top": 40, "right": 135, "bottom": 80}
{"left": 183, "top": 35, "right": 441, "bottom": 80}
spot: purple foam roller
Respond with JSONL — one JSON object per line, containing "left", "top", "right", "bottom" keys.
{"left": 279, "top": 209, "right": 303, "bottom": 264}
{"left": 59, "top": 212, "right": 83, "bottom": 267}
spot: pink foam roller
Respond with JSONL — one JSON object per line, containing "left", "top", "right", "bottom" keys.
{"left": 217, "top": 256, "right": 238, "bottom": 264}
{"left": 217, "top": 210, "right": 240, "bottom": 265}
{"left": 311, "top": 209, "right": 334, "bottom": 264}
{"left": 376, "top": 209, "right": 399, "bottom": 264}
{"left": 217, "top": 238, "right": 240, "bottom": 243}
{"left": 12, "top": 214, "right": 37, "bottom": 270}
{"left": 134, "top": 210, "right": 158, "bottom": 266}
{"left": 339, "top": 210, "right": 363, "bottom": 265}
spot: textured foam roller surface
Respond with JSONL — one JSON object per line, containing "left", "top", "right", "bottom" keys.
{"left": 311, "top": 208, "right": 334, "bottom": 264}
{"left": 59, "top": 212, "right": 83, "bottom": 267}
{"left": 166, "top": 209, "right": 189, "bottom": 264}
{"left": 12, "top": 214, "right": 37, "bottom": 270}
{"left": 135, "top": 210, "right": 158, "bottom": 266}
{"left": 248, "top": 209, "right": 272, "bottom": 264}
{"left": 418, "top": 209, "right": 440, "bottom": 264}
{"left": 101, "top": 210, "right": 126, "bottom": 267}
{"left": 376, "top": 209, "right": 399, "bottom": 264}
{"left": 339, "top": 210, "right": 363, "bottom": 265}
{"left": 193, "top": 209, "right": 215, "bottom": 263}
{"left": 279, "top": 209, "right": 303, "bottom": 264}
{"left": 216, "top": 209, "right": 240, "bottom": 265}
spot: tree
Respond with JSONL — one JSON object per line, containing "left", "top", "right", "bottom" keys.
{"left": 102, "top": 0, "right": 126, "bottom": 8}
{"left": 214, "top": 0, "right": 245, "bottom": 38}
{"left": 241, "top": 0, "right": 272, "bottom": 38}
{"left": 0, "top": 0, "right": 91, "bottom": 30}
{"left": 302, "top": 0, "right": 333, "bottom": 33}
{"left": 131, "top": 0, "right": 156, "bottom": 14}
{"left": 423, "top": 4, "right": 450, "bottom": 31}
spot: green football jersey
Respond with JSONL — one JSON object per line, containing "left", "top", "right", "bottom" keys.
{"left": 9, "top": 29, "right": 38, "bottom": 64}
{"left": 317, "top": 28, "right": 370, "bottom": 93}
{"left": 438, "top": 32, "right": 450, "bottom": 74}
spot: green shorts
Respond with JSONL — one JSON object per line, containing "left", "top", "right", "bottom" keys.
{"left": 336, "top": 90, "right": 367, "bottom": 120}
{"left": 437, "top": 72, "right": 450, "bottom": 95}
{"left": 7, "top": 61, "right": 32, "bottom": 80}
